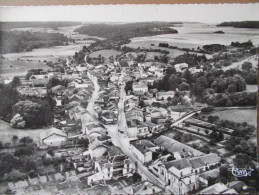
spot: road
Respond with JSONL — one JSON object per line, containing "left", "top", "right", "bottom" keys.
{"left": 104, "top": 72, "right": 166, "bottom": 189}
{"left": 86, "top": 72, "right": 99, "bottom": 117}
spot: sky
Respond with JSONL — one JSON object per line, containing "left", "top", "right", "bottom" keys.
{"left": 0, "top": 4, "right": 258, "bottom": 24}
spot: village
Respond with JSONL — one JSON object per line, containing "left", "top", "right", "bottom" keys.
{"left": 0, "top": 34, "right": 258, "bottom": 194}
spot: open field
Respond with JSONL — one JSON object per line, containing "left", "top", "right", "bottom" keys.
{"left": 210, "top": 109, "right": 257, "bottom": 127}
{"left": 0, "top": 59, "right": 50, "bottom": 77}
{"left": 89, "top": 49, "right": 122, "bottom": 59}
{"left": 0, "top": 119, "right": 49, "bottom": 144}
{"left": 2, "top": 43, "right": 93, "bottom": 62}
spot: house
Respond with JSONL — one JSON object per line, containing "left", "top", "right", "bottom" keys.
{"left": 101, "top": 111, "right": 118, "bottom": 124}
{"left": 154, "top": 135, "right": 204, "bottom": 157}
{"left": 40, "top": 127, "right": 67, "bottom": 146}
{"left": 83, "top": 122, "right": 106, "bottom": 135}
{"left": 189, "top": 153, "right": 221, "bottom": 174}
{"left": 29, "top": 74, "right": 49, "bottom": 87}
{"left": 147, "top": 107, "right": 169, "bottom": 119}
{"left": 125, "top": 107, "right": 144, "bottom": 122}
{"left": 94, "top": 146, "right": 133, "bottom": 181}
{"left": 130, "top": 140, "right": 159, "bottom": 164}
{"left": 51, "top": 85, "right": 65, "bottom": 95}
{"left": 127, "top": 120, "right": 151, "bottom": 138}
{"left": 174, "top": 63, "right": 188, "bottom": 73}
{"left": 132, "top": 83, "right": 148, "bottom": 93}
{"left": 157, "top": 91, "right": 175, "bottom": 100}
{"left": 149, "top": 158, "right": 198, "bottom": 195}
{"left": 69, "top": 94, "right": 84, "bottom": 102}
{"left": 76, "top": 64, "right": 88, "bottom": 72}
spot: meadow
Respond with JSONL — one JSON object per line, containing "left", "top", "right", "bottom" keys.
{"left": 0, "top": 59, "right": 50, "bottom": 77}
{"left": 210, "top": 109, "right": 257, "bottom": 127}
{"left": 0, "top": 119, "right": 47, "bottom": 144}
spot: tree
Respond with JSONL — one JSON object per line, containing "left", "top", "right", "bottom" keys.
{"left": 0, "top": 84, "right": 19, "bottom": 121}
{"left": 12, "top": 100, "right": 53, "bottom": 128}
{"left": 12, "top": 135, "right": 18, "bottom": 146}
{"left": 14, "top": 146, "right": 34, "bottom": 156}
{"left": 4, "top": 169, "right": 27, "bottom": 181}
{"left": 219, "top": 165, "right": 232, "bottom": 183}
{"left": 19, "top": 136, "right": 33, "bottom": 146}
{"left": 10, "top": 77, "right": 21, "bottom": 87}
{"left": 193, "top": 76, "right": 209, "bottom": 97}
{"left": 218, "top": 132, "right": 224, "bottom": 141}
{"left": 139, "top": 100, "right": 145, "bottom": 108}
{"left": 233, "top": 154, "right": 254, "bottom": 169}
{"left": 10, "top": 114, "right": 26, "bottom": 129}
{"left": 0, "top": 153, "right": 19, "bottom": 178}
{"left": 179, "top": 82, "right": 190, "bottom": 91}
{"left": 242, "top": 61, "right": 252, "bottom": 71}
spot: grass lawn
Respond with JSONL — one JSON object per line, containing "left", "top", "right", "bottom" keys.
{"left": 0, "top": 119, "right": 49, "bottom": 144}
{"left": 0, "top": 59, "right": 50, "bottom": 77}
{"left": 210, "top": 109, "right": 257, "bottom": 127}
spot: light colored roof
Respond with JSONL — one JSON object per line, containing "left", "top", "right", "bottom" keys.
{"left": 189, "top": 153, "right": 221, "bottom": 168}
{"left": 154, "top": 135, "right": 204, "bottom": 156}
{"left": 157, "top": 91, "right": 175, "bottom": 96}
{"left": 40, "top": 127, "right": 67, "bottom": 140}
{"left": 92, "top": 146, "right": 108, "bottom": 158}
{"left": 15, "top": 180, "right": 29, "bottom": 188}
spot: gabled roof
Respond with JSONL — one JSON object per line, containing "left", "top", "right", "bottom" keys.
{"left": 166, "top": 158, "right": 192, "bottom": 170}
{"left": 154, "top": 135, "right": 204, "bottom": 156}
{"left": 108, "top": 146, "right": 124, "bottom": 157}
{"left": 189, "top": 153, "right": 221, "bottom": 168}
{"left": 40, "top": 127, "right": 67, "bottom": 140}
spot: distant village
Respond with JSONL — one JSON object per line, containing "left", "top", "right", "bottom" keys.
{"left": 0, "top": 36, "right": 258, "bottom": 195}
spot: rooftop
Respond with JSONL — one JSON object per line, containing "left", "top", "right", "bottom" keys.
{"left": 40, "top": 127, "right": 67, "bottom": 140}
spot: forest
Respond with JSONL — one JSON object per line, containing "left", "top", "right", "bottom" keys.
{"left": 0, "top": 22, "right": 80, "bottom": 30}
{"left": 74, "top": 22, "right": 179, "bottom": 40}
{"left": 217, "top": 21, "right": 259, "bottom": 28}
{"left": 0, "top": 31, "right": 68, "bottom": 54}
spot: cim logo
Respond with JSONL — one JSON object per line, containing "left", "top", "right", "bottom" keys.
{"left": 228, "top": 166, "right": 254, "bottom": 177}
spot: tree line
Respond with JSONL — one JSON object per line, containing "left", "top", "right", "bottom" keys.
{"left": 0, "top": 31, "right": 68, "bottom": 54}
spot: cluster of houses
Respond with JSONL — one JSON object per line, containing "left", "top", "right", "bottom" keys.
{"left": 128, "top": 134, "right": 224, "bottom": 194}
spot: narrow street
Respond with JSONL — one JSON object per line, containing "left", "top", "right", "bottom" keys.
{"left": 86, "top": 72, "right": 99, "bottom": 117}
{"left": 104, "top": 72, "right": 166, "bottom": 189}
{"left": 84, "top": 69, "right": 166, "bottom": 189}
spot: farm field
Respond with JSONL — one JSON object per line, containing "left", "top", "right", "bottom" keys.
{"left": 0, "top": 59, "right": 50, "bottom": 77}
{"left": 210, "top": 109, "right": 257, "bottom": 127}
{"left": 0, "top": 119, "right": 48, "bottom": 144}
{"left": 89, "top": 49, "right": 122, "bottom": 59}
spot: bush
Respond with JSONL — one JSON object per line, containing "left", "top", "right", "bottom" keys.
{"left": 14, "top": 146, "right": 34, "bottom": 156}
